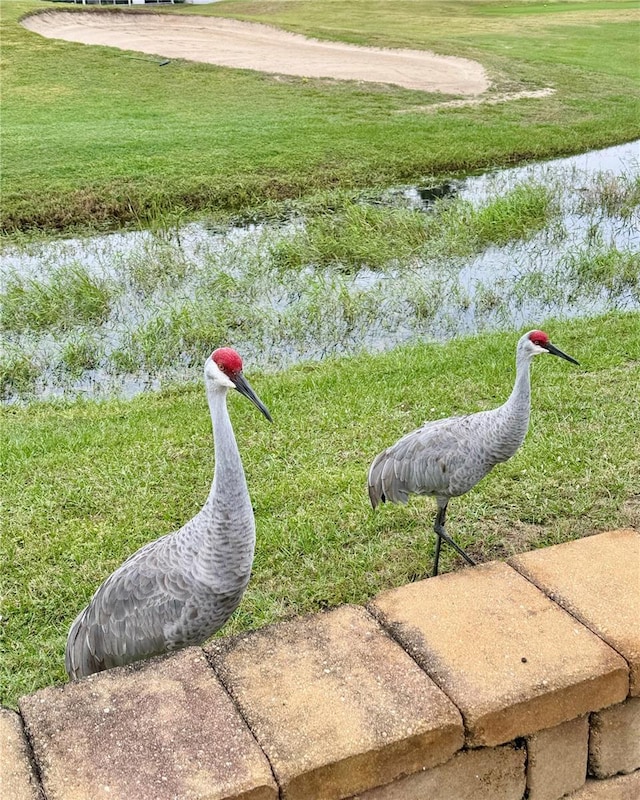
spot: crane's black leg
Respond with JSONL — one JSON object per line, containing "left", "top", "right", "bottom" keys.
{"left": 433, "top": 503, "right": 476, "bottom": 576}
{"left": 432, "top": 528, "right": 443, "bottom": 577}
{"left": 432, "top": 504, "right": 446, "bottom": 577}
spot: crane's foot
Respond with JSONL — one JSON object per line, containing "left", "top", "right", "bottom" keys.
{"left": 433, "top": 524, "right": 476, "bottom": 573}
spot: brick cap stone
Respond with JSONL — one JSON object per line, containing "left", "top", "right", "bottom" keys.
{"left": 369, "top": 561, "right": 629, "bottom": 746}
{"left": 510, "top": 529, "right": 640, "bottom": 696}
{"left": 19, "top": 647, "right": 277, "bottom": 800}
{"left": 208, "top": 604, "right": 464, "bottom": 800}
{"left": 0, "top": 708, "right": 41, "bottom": 800}
{"left": 349, "top": 743, "right": 526, "bottom": 800}
{"left": 564, "top": 770, "right": 640, "bottom": 800}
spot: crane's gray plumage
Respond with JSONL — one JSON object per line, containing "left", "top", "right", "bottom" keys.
{"left": 65, "top": 348, "right": 271, "bottom": 680}
{"left": 368, "top": 330, "right": 578, "bottom": 576}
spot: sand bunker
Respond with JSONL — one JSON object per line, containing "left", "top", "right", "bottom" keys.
{"left": 22, "top": 11, "right": 490, "bottom": 96}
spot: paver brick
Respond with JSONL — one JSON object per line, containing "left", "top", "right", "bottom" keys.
{"left": 208, "top": 604, "right": 464, "bottom": 800}
{"left": 564, "top": 771, "right": 640, "bottom": 800}
{"left": 19, "top": 647, "right": 277, "bottom": 800}
{"left": 369, "top": 561, "right": 629, "bottom": 747}
{"left": 589, "top": 697, "right": 640, "bottom": 778}
{"left": 349, "top": 744, "right": 525, "bottom": 800}
{"left": 510, "top": 529, "right": 640, "bottom": 695}
{"left": 0, "top": 708, "right": 42, "bottom": 800}
{"left": 526, "top": 716, "right": 589, "bottom": 800}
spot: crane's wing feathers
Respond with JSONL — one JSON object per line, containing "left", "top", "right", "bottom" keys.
{"left": 368, "top": 415, "right": 480, "bottom": 506}
{"left": 65, "top": 534, "right": 192, "bottom": 680}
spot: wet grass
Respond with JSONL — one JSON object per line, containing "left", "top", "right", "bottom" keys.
{"left": 272, "top": 182, "right": 556, "bottom": 272}
{"left": 578, "top": 172, "right": 640, "bottom": 219}
{"left": 0, "top": 265, "right": 114, "bottom": 334}
{"left": 565, "top": 246, "right": 640, "bottom": 304}
{"left": 2, "top": 0, "right": 639, "bottom": 234}
{"left": 271, "top": 204, "right": 430, "bottom": 271}
{"left": 424, "top": 181, "right": 556, "bottom": 258}
{"left": 2, "top": 312, "right": 638, "bottom": 706}
{"left": 0, "top": 350, "right": 40, "bottom": 400}
{"left": 466, "top": 183, "right": 554, "bottom": 247}
{"left": 60, "top": 335, "right": 103, "bottom": 379}
{"left": 126, "top": 248, "right": 189, "bottom": 294}
{"left": 111, "top": 298, "right": 260, "bottom": 374}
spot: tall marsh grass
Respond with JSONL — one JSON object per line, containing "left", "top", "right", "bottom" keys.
{"left": 0, "top": 350, "right": 39, "bottom": 400}
{"left": 1, "top": 264, "right": 114, "bottom": 333}
{"left": 565, "top": 247, "right": 640, "bottom": 303}
{"left": 272, "top": 183, "right": 556, "bottom": 273}
{"left": 578, "top": 172, "right": 640, "bottom": 219}
{"left": 271, "top": 204, "right": 429, "bottom": 271}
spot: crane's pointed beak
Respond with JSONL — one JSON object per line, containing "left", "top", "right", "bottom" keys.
{"left": 233, "top": 372, "right": 273, "bottom": 422}
{"left": 545, "top": 342, "right": 579, "bottom": 365}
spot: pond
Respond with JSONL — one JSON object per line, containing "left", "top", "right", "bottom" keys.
{"left": 1, "top": 141, "right": 638, "bottom": 402}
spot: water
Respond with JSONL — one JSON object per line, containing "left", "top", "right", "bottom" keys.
{"left": 2, "top": 141, "right": 638, "bottom": 402}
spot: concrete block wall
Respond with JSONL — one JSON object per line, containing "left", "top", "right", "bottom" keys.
{"left": 2, "top": 529, "right": 638, "bottom": 800}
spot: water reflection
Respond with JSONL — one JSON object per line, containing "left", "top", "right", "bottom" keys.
{"left": 416, "top": 181, "right": 459, "bottom": 206}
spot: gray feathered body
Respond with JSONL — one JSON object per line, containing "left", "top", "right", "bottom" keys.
{"left": 368, "top": 343, "right": 533, "bottom": 508}
{"left": 65, "top": 385, "right": 255, "bottom": 680}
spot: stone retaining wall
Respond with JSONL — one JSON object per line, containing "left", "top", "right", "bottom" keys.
{"left": 2, "top": 529, "right": 638, "bottom": 800}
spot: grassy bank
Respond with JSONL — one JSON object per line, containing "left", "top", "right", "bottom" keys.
{"left": 2, "top": 312, "right": 639, "bottom": 705}
{"left": 1, "top": 0, "right": 639, "bottom": 234}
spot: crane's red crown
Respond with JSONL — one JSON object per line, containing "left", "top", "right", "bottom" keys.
{"left": 212, "top": 347, "right": 243, "bottom": 374}
{"left": 528, "top": 330, "right": 549, "bottom": 347}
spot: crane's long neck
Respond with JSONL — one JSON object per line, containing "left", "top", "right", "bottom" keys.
{"left": 489, "top": 347, "right": 533, "bottom": 462}
{"left": 505, "top": 347, "right": 532, "bottom": 416}
{"left": 192, "top": 385, "right": 255, "bottom": 591}
{"left": 208, "top": 386, "right": 249, "bottom": 500}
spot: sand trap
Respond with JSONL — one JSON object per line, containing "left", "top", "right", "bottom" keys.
{"left": 22, "top": 11, "right": 490, "bottom": 96}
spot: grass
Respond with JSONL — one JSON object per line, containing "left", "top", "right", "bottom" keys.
{"left": 577, "top": 172, "right": 640, "bottom": 219}
{"left": 1, "top": 0, "right": 639, "bottom": 234}
{"left": 272, "top": 204, "right": 430, "bottom": 272}
{"left": 112, "top": 298, "right": 259, "bottom": 373}
{"left": 0, "top": 350, "right": 40, "bottom": 400}
{"left": 466, "top": 183, "right": 554, "bottom": 246}
{"left": 1, "top": 312, "right": 639, "bottom": 706}
{"left": 60, "top": 335, "right": 102, "bottom": 378}
{"left": 564, "top": 246, "right": 640, "bottom": 303}
{"left": 0, "top": 265, "right": 114, "bottom": 333}
{"left": 271, "top": 183, "right": 556, "bottom": 272}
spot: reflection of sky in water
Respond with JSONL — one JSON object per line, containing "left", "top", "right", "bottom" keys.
{"left": 1, "top": 141, "right": 638, "bottom": 400}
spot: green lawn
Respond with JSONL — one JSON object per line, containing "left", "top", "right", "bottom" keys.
{"left": 2, "top": 313, "right": 639, "bottom": 706}
{"left": 1, "top": 0, "right": 639, "bottom": 233}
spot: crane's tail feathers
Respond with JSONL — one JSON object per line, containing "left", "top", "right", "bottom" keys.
{"left": 368, "top": 452, "right": 410, "bottom": 507}
{"left": 368, "top": 482, "right": 385, "bottom": 509}
{"left": 65, "top": 608, "right": 103, "bottom": 681}
{"left": 367, "top": 455, "right": 386, "bottom": 508}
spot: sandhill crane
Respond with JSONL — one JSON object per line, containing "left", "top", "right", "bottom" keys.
{"left": 368, "top": 330, "right": 579, "bottom": 577}
{"left": 65, "top": 348, "right": 271, "bottom": 680}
